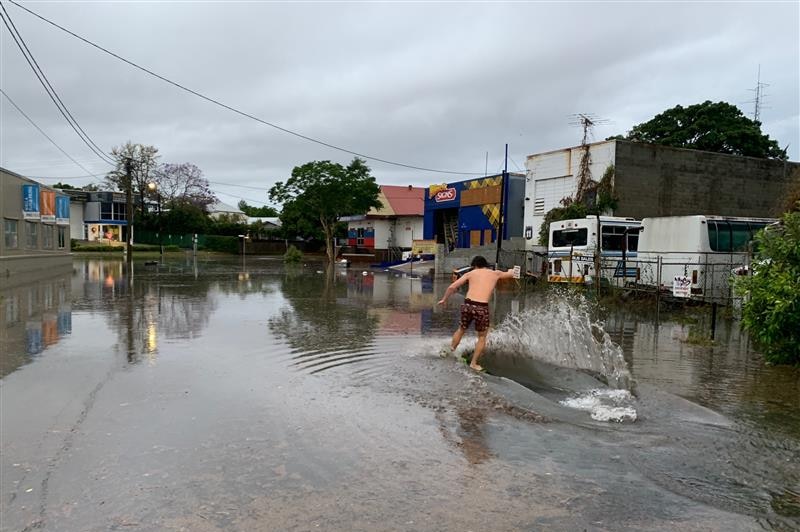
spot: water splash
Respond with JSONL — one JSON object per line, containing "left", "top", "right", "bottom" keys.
{"left": 560, "top": 389, "right": 638, "bottom": 422}
{"left": 489, "top": 291, "right": 633, "bottom": 391}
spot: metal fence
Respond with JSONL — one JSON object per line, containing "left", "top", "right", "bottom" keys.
{"left": 554, "top": 251, "right": 752, "bottom": 305}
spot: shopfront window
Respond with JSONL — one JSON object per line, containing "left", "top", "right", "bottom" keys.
{"left": 42, "top": 225, "right": 54, "bottom": 249}
{"left": 4, "top": 219, "right": 18, "bottom": 249}
{"left": 26, "top": 222, "right": 38, "bottom": 249}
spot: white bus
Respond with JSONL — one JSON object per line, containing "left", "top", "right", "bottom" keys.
{"left": 548, "top": 216, "right": 641, "bottom": 284}
{"left": 636, "top": 215, "right": 776, "bottom": 300}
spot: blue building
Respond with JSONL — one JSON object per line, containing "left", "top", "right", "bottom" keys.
{"left": 423, "top": 173, "right": 525, "bottom": 250}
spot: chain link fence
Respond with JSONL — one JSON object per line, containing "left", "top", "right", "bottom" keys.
{"left": 550, "top": 251, "right": 751, "bottom": 305}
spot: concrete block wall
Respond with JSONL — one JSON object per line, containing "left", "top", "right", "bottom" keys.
{"left": 614, "top": 141, "right": 799, "bottom": 219}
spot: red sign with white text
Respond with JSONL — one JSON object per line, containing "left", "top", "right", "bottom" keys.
{"left": 434, "top": 188, "right": 457, "bottom": 203}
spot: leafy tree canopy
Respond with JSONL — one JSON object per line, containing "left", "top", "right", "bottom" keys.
{"left": 269, "top": 158, "right": 381, "bottom": 262}
{"left": 736, "top": 211, "right": 800, "bottom": 365}
{"left": 618, "top": 101, "right": 787, "bottom": 160}
{"left": 52, "top": 182, "right": 77, "bottom": 189}
{"left": 238, "top": 200, "right": 279, "bottom": 218}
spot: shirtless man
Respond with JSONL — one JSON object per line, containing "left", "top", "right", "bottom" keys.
{"left": 437, "top": 256, "right": 516, "bottom": 371}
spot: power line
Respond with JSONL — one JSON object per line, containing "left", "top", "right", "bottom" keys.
{"left": 214, "top": 189, "right": 271, "bottom": 207}
{"left": 8, "top": 0, "right": 483, "bottom": 176}
{"left": 0, "top": 2, "right": 114, "bottom": 166}
{"left": 207, "top": 180, "right": 268, "bottom": 191}
{"left": 0, "top": 88, "right": 107, "bottom": 178}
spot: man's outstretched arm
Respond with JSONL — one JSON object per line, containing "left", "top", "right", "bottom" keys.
{"left": 438, "top": 273, "right": 469, "bottom": 305}
{"left": 497, "top": 268, "right": 516, "bottom": 280}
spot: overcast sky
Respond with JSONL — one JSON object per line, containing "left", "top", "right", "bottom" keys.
{"left": 1, "top": 1, "right": 798, "bottom": 207}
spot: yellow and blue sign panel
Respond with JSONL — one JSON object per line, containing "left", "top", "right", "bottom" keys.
{"left": 424, "top": 177, "right": 505, "bottom": 247}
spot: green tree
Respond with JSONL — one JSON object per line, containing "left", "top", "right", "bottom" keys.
{"left": 621, "top": 101, "right": 786, "bottom": 159}
{"left": 52, "top": 182, "right": 77, "bottom": 189}
{"left": 269, "top": 158, "right": 381, "bottom": 262}
{"left": 237, "top": 200, "right": 279, "bottom": 217}
{"left": 736, "top": 211, "right": 800, "bottom": 365}
{"left": 157, "top": 202, "right": 210, "bottom": 235}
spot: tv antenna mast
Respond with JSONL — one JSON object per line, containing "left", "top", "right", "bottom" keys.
{"left": 747, "top": 65, "right": 769, "bottom": 122}
{"left": 568, "top": 114, "right": 609, "bottom": 201}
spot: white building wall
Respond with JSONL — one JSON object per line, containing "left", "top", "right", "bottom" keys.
{"left": 69, "top": 202, "right": 85, "bottom": 240}
{"left": 348, "top": 217, "right": 423, "bottom": 250}
{"left": 394, "top": 216, "right": 424, "bottom": 248}
{"left": 372, "top": 220, "right": 392, "bottom": 250}
{"left": 523, "top": 140, "right": 617, "bottom": 249}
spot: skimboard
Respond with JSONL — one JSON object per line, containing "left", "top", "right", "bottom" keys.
{"left": 460, "top": 351, "right": 492, "bottom": 375}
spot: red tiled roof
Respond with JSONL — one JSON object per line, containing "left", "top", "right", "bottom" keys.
{"left": 370, "top": 185, "right": 424, "bottom": 216}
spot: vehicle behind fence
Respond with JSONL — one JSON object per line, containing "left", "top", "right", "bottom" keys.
{"left": 543, "top": 214, "right": 777, "bottom": 305}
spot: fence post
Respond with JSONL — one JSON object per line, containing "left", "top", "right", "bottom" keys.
{"left": 656, "top": 255, "right": 661, "bottom": 318}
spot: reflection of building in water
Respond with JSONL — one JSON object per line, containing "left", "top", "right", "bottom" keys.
{"left": 345, "top": 272, "right": 437, "bottom": 335}
{"left": 73, "top": 258, "right": 127, "bottom": 299}
{"left": 603, "top": 312, "right": 759, "bottom": 404}
{"left": 73, "top": 259, "right": 218, "bottom": 364}
{"left": 0, "top": 267, "right": 72, "bottom": 377}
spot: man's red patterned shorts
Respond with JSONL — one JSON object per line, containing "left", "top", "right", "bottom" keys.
{"left": 459, "top": 299, "right": 490, "bottom": 333}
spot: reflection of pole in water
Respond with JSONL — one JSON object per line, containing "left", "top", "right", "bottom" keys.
{"left": 126, "top": 281, "right": 135, "bottom": 364}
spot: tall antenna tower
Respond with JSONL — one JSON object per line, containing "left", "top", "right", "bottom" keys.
{"left": 569, "top": 114, "right": 609, "bottom": 202}
{"left": 748, "top": 65, "right": 769, "bottom": 122}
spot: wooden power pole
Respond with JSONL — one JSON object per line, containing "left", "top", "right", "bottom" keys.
{"left": 125, "top": 157, "right": 134, "bottom": 269}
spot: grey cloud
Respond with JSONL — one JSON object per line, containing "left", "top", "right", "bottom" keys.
{"left": 1, "top": 2, "right": 797, "bottom": 204}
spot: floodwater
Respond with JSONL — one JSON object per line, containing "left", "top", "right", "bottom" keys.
{"left": 1, "top": 256, "right": 798, "bottom": 532}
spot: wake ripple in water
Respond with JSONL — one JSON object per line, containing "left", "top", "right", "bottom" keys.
{"left": 489, "top": 292, "right": 632, "bottom": 390}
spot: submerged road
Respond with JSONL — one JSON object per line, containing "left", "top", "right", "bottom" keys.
{"left": 1, "top": 257, "right": 798, "bottom": 531}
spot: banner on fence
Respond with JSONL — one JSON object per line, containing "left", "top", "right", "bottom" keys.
{"left": 672, "top": 276, "right": 692, "bottom": 298}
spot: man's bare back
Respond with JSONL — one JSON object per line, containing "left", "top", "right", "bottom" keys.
{"left": 461, "top": 268, "right": 507, "bottom": 303}
{"left": 437, "top": 256, "right": 516, "bottom": 371}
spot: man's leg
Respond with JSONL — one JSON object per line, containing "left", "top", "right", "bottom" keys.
{"left": 469, "top": 330, "right": 488, "bottom": 371}
{"left": 451, "top": 326, "right": 466, "bottom": 350}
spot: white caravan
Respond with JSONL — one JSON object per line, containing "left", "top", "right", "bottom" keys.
{"left": 548, "top": 216, "right": 641, "bottom": 284}
{"left": 636, "top": 215, "right": 775, "bottom": 300}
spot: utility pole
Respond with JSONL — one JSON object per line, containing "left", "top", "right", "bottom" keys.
{"left": 125, "top": 157, "right": 134, "bottom": 269}
{"left": 495, "top": 143, "right": 508, "bottom": 268}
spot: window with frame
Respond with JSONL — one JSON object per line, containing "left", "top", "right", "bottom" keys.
{"left": 115, "top": 203, "right": 127, "bottom": 221}
{"left": 58, "top": 226, "right": 67, "bottom": 249}
{"left": 26, "top": 222, "right": 38, "bottom": 249}
{"left": 4, "top": 219, "right": 18, "bottom": 249}
{"left": 627, "top": 232, "right": 639, "bottom": 252}
{"left": 42, "top": 224, "right": 54, "bottom": 249}
{"left": 551, "top": 228, "right": 588, "bottom": 247}
{"left": 601, "top": 225, "right": 625, "bottom": 251}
